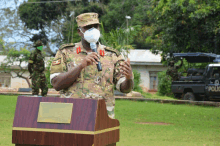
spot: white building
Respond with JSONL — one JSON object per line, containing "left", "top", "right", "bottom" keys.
{"left": 0, "top": 50, "right": 167, "bottom": 92}
{"left": 128, "top": 50, "right": 167, "bottom": 92}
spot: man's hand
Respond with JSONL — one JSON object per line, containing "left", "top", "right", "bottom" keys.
{"left": 80, "top": 52, "right": 100, "bottom": 68}
{"left": 120, "top": 58, "right": 133, "bottom": 79}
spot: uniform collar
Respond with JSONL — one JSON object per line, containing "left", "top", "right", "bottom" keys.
{"left": 78, "top": 41, "right": 105, "bottom": 56}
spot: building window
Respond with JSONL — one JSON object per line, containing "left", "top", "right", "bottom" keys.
{"left": 0, "top": 73, "right": 11, "bottom": 87}
{"left": 149, "top": 72, "right": 158, "bottom": 90}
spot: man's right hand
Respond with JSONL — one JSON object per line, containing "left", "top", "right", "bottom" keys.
{"left": 80, "top": 52, "right": 100, "bottom": 68}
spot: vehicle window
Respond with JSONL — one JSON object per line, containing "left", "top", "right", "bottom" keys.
{"left": 210, "top": 67, "right": 220, "bottom": 78}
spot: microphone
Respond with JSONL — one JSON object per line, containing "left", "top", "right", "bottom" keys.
{"left": 90, "top": 42, "right": 102, "bottom": 71}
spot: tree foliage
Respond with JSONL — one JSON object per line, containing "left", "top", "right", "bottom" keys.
{"left": 157, "top": 71, "right": 172, "bottom": 96}
{"left": 45, "top": 57, "right": 53, "bottom": 89}
{"left": 18, "top": 1, "right": 67, "bottom": 30}
{"left": 148, "top": 0, "right": 220, "bottom": 57}
{"left": 18, "top": 0, "right": 69, "bottom": 55}
{"left": 99, "top": 23, "right": 141, "bottom": 58}
{"left": 132, "top": 69, "right": 143, "bottom": 93}
{"left": 0, "top": 47, "right": 32, "bottom": 87}
{"left": 17, "top": 0, "right": 154, "bottom": 52}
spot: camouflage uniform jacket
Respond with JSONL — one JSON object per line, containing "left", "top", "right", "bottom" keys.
{"left": 29, "top": 49, "right": 45, "bottom": 73}
{"left": 50, "top": 42, "right": 134, "bottom": 117}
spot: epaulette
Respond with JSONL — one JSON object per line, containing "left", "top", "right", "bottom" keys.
{"left": 59, "top": 43, "right": 75, "bottom": 50}
{"left": 105, "top": 47, "right": 120, "bottom": 57}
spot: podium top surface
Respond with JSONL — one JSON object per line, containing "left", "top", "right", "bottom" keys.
{"left": 13, "top": 96, "right": 119, "bottom": 132}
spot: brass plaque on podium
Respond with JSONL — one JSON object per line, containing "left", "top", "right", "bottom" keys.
{"left": 37, "top": 102, "right": 73, "bottom": 124}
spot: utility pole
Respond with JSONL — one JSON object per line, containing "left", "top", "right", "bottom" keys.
{"left": 70, "top": 11, "right": 75, "bottom": 43}
{"left": 125, "top": 15, "right": 131, "bottom": 45}
{"left": 125, "top": 15, "right": 131, "bottom": 59}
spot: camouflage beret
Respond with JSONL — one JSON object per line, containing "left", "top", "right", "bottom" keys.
{"left": 33, "top": 40, "right": 43, "bottom": 47}
{"left": 76, "top": 12, "right": 100, "bottom": 27}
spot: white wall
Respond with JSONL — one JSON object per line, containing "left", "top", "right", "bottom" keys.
{"left": 131, "top": 65, "right": 168, "bottom": 92}
{"left": 147, "top": 65, "right": 167, "bottom": 72}
{"left": 131, "top": 65, "right": 149, "bottom": 91}
{"left": 11, "top": 71, "right": 31, "bottom": 89}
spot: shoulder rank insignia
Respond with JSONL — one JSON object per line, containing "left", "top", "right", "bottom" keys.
{"left": 105, "top": 47, "right": 120, "bottom": 56}
{"left": 100, "top": 50, "right": 105, "bottom": 56}
{"left": 76, "top": 47, "right": 81, "bottom": 54}
{"left": 59, "top": 43, "right": 75, "bottom": 50}
{"left": 52, "top": 58, "right": 61, "bottom": 66}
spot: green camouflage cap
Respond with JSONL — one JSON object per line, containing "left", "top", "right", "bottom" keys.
{"left": 76, "top": 12, "right": 100, "bottom": 27}
{"left": 33, "top": 40, "right": 43, "bottom": 47}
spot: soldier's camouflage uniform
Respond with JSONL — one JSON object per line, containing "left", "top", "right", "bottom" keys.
{"left": 50, "top": 42, "right": 134, "bottom": 119}
{"left": 28, "top": 43, "right": 48, "bottom": 96}
{"left": 166, "top": 61, "right": 183, "bottom": 81}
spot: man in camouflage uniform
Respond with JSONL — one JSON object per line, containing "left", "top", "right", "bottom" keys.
{"left": 166, "top": 59, "right": 183, "bottom": 81}
{"left": 28, "top": 40, "right": 48, "bottom": 96}
{"left": 50, "top": 12, "right": 134, "bottom": 120}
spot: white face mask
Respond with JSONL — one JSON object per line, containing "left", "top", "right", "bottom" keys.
{"left": 80, "top": 27, "right": 100, "bottom": 43}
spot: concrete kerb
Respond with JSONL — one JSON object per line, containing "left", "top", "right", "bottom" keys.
{"left": 1, "top": 92, "right": 220, "bottom": 107}
{"left": 115, "top": 97, "right": 220, "bottom": 107}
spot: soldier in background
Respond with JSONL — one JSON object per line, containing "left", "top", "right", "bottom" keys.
{"left": 166, "top": 59, "right": 183, "bottom": 81}
{"left": 28, "top": 40, "right": 48, "bottom": 96}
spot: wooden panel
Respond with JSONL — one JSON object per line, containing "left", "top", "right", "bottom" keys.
{"left": 13, "top": 96, "right": 97, "bottom": 131}
{"left": 13, "top": 130, "right": 119, "bottom": 146}
{"left": 12, "top": 130, "right": 94, "bottom": 146}
{"left": 94, "top": 129, "right": 119, "bottom": 146}
{"left": 95, "top": 100, "right": 120, "bottom": 131}
{"left": 16, "top": 144, "right": 116, "bottom": 146}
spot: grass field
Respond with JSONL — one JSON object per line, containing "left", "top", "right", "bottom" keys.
{"left": 0, "top": 95, "right": 220, "bottom": 146}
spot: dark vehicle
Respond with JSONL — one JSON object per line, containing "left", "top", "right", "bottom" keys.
{"left": 171, "top": 53, "right": 220, "bottom": 101}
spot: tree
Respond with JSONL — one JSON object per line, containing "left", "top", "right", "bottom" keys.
{"left": 148, "top": 0, "right": 220, "bottom": 58}
{"left": 99, "top": 0, "right": 152, "bottom": 49}
{"left": 99, "top": 23, "right": 141, "bottom": 58}
{"left": 17, "top": 0, "right": 70, "bottom": 56}
{"left": 0, "top": 47, "right": 47, "bottom": 88}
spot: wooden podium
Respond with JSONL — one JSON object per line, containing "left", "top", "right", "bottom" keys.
{"left": 12, "top": 96, "right": 120, "bottom": 146}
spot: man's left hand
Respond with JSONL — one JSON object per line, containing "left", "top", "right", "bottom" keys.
{"left": 120, "top": 58, "right": 133, "bottom": 79}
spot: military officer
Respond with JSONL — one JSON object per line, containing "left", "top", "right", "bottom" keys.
{"left": 50, "top": 12, "right": 134, "bottom": 120}
{"left": 28, "top": 40, "right": 48, "bottom": 96}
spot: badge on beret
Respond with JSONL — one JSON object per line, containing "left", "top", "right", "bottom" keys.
{"left": 52, "top": 59, "right": 61, "bottom": 66}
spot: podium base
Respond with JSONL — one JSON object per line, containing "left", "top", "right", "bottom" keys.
{"left": 106, "top": 143, "right": 116, "bottom": 146}
{"left": 15, "top": 144, "right": 49, "bottom": 146}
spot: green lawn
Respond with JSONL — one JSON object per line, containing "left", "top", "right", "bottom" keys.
{"left": 0, "top": 95, "right": 220, "bottom": 146}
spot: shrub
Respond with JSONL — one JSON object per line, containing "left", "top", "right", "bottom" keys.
{"left": 45, "top": 58, "right": 54, "bottom": 88}
{"left": 157, "top": 71, "right": 173, "bottom": 96}
{"left": 132, "top": 69, "right": 144, "bottom": 93}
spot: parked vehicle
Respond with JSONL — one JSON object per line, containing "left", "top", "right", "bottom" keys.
{"left": 171, "top": 53, "right": 220, "bottom": 101}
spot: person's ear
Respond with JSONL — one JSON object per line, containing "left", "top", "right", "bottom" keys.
{"left": 97, "top": 25, "right": 101, "bottom": 31}
{"left": 77, "top": 28, "right": 83, "bottom": 37}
